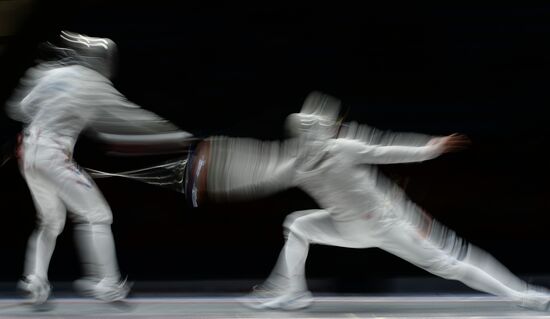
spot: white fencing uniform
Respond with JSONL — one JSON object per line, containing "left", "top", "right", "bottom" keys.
{"left": 201, "top": 92, "right": 549, "bottom": 311}
{"left": 268, "top": 138, "right": 530, "bottom": 300}
{"left": 7, "top": 61, "right": 191, "bottom": 303}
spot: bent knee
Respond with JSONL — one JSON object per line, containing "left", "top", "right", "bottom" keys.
{"left": 283, "top": 210, "right": 320, "bottom": 230}
{"left": 71, "top": 207, "right": 113, "bottom": 225}
{"left": 285, "top": 218, "right": 315, "bottom": 243}
{"left": 38, "top": 219, "right": 65, "bottom": 236}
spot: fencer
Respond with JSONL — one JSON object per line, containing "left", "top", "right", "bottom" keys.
{"left": 6, "top": 31, "right": 192, "bottom": 305}
{"left": 190, "top": 92, "right": 550, "bottom": 311}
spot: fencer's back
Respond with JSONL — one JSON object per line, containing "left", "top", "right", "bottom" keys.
{"left": 14, "top": 64, "right": 113, "bottom": 150}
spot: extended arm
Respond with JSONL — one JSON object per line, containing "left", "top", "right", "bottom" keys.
{"left": 194, "top": 136, "right": 298, "bottom": 203}
{"left": 85, "top": 82, "right": 195, "bottom": 155}
{"left": 337, "top": 133, "right": 469, "bottom": 164}
{"left": 339, "top": 121, "right": 434, "bottom": 147}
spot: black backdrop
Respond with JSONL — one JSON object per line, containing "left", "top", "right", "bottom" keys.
{"left": 1, "top": 2, "right": 549, "bottom": 291}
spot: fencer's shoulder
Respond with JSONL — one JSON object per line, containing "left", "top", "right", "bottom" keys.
{"left": 43, "top": 64, "right": 80, "bottom": 77}
{"left": 45, "top": 65, "right": 109, "bottom": 83}
{"left": 34, "top": 66, "right": 80, "bottom": 87}
{"left": 19, "top": 66, "right": 76, "bottom": 94}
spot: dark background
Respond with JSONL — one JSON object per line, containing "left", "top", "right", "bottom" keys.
{"left": 1, "top": 2, "right": 549, "bottom": 293}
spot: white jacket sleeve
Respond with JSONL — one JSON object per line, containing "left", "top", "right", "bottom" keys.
{"left": 334, "top": 138, "right": 442, "bottom": 164}
{"left": 338, "top": 121, "right": 434, "bottom": 147}
{"left": 205, "top": 136, "right": 298, "bottom": 202}
{"left": 81, "top": 79, "right": 194, "bottom": 154}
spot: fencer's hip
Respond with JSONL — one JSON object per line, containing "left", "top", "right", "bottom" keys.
{"left": 22, "top": 139, "right": 112, "bottom": 224}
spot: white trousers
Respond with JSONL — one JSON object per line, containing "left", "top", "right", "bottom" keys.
{"left": 266, "top": 208, "right": 530, "bottom": 302}
{"left": 21, "top": 134, "right": 121, "bottom": 282}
